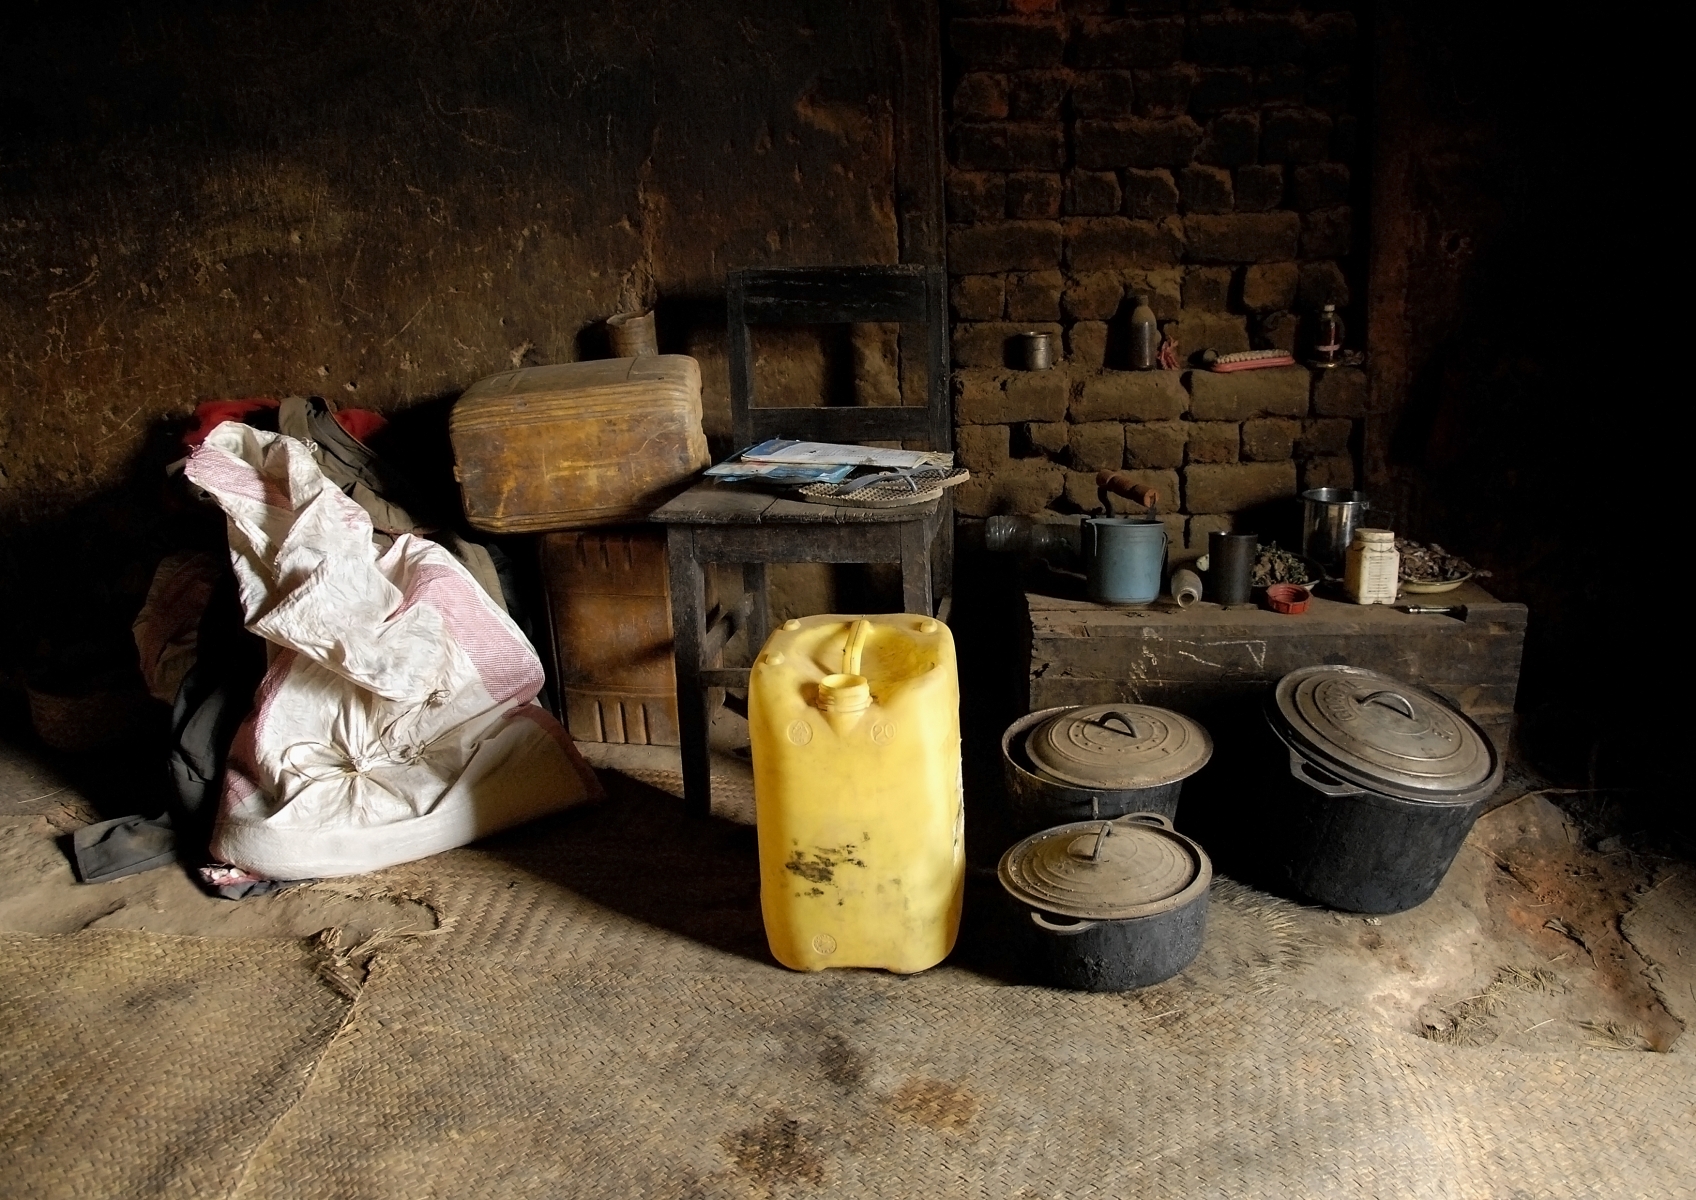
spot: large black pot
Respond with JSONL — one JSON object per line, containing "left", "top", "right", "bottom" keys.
{"left": 1266, "top": 666, "right": 1503, "bottom": 915}
{"left": 998, "top": 812, "right": 1211, "bottom": 992}
{"left": 999, "top": 705, "right": 1212, "bottom": 840}
{"left": 1276, "top": 747, "right": 1487, "bottom": 913}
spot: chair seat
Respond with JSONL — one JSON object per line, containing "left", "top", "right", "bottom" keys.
{"left": 651, "top": 481, "right": 941, "bottom": 526}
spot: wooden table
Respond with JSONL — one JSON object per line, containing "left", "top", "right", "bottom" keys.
{"left": 651, "top": 481, "right": 947, "bottom": 814}
{"left": 1025, "top": 580, "right": 1526, "bottom": 748}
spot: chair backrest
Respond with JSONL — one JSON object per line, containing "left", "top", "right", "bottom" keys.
{"left": 727, "top": 265, "right": 951, "bottom": 452}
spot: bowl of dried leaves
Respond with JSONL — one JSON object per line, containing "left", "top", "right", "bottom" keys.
{"left": 1396, "top": 539, "right": 1490, "bottom": 593}
{"left": 1249, "top": 543, "right": 1314, "bottom": 588}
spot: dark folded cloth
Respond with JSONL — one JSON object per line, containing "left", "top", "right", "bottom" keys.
{"left": 72, "top": 814, "right": 177, "bottom": 883}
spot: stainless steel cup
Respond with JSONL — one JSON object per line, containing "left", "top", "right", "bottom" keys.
{"left": 1301, "top": 488, "right": 1370, "bottom": 566}
{"left": 1020, "top": 331, "right": 1053, "bottom": 371}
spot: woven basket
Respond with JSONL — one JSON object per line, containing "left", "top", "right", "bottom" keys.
{"left": 26, "top": 685, "right": 146, "bottom": 752}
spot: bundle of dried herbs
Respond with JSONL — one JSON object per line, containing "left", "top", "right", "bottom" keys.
{"left": 1396, "top": 538, "right": 1489, "bottom": 582}
{"left": 1250, "top": 543, "right": 1312, "bottom": 587}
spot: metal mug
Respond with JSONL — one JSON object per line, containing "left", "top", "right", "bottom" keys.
{"left": 1020, "top": 331, "right": 1054, "bottom": 371}
{"left": 1084, "top": 517, "right": 1166, "bottom": 605}
{"left": 1301, "top": 488, "right": 1370, "bottom": 566}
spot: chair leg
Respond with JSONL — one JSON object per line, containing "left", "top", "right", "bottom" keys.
{"left": 927, "top": 492, "right": 954, "bottom": 616}
{"left": 742, "top": 562, "right": 770, "bottom": 657}
{"left": 900, "top": 519, "right": 934, "bottom": 616}
{"left": 665, "top": 528, "right": 712, "bottom": 818}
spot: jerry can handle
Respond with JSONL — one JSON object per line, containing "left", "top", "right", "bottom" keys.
{"left": 842, "top": 617, "right": 872, "bottom": 677}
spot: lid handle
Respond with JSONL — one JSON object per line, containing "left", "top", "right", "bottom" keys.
{"left": 1358, "top": 690, "right": 1416, "bottom": 720}
{"left": 1091, "top": 710, "right": 1144, "bottom": 739}
{"left": 1030, "top": 911, "right": 1101, "bottom": 936}
{"left": 1091, "top": 820, "right": 1111, "bottom": 861}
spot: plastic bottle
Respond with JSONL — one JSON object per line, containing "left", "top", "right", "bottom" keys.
{"left": 1344, "top": 528, "right": 1399, "bottom": 605}
{"left": 983, "top": 514, "right": 1083, "bottom": 568}
{"left": 1129, "top": 294, "right": 1158, "bottom": 370}
{"left": 1313, "top": 303, "right": 1345, "bottom": 368}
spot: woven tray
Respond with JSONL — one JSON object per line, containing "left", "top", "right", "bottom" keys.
{"left": 795, "top": 467, "right": 970, "bottom": 508}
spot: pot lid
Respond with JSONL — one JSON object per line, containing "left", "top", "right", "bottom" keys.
{"left": 1271, "top": 665, "right": 1496, "bottom": 799}
{"left": 1024, "top": 704, "right": 1213, "bottom": 789}
{"left": 998, "top": 814, "right": 1212, "bottom": 920}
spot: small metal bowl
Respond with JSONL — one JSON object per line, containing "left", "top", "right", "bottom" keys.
{"left": 1399, "top": 573, "right": 1472, "bottom": 594}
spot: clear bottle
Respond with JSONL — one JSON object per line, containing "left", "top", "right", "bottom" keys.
{"left": 1344, "top": 528, "right": 1399, "bottom": 605}
{"left": 1129, "top": 294, "right": 1158, "bottom": 370}
{"left": 1313, "top": 303, "right": 1345, "bottom": 368}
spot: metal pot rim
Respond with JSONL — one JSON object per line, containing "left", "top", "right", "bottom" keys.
{"left": 1264, "top": 678, "right": 1503, "bottom": 807}
{"left": 997, "top": 813, "right": 1214, "bottom": 921}
{"left": 1003, "top": 705, "right": 1213, "bottom": 792}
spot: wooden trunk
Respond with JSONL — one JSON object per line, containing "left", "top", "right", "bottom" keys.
{"left": 451, "top": 356, "right": 708, "bottom": 533}
{"left": 1026, "top": 580, "right": 1525, "bottom": 751}
{"left": 541, "top": 528, "right": 681, "bottom": 745}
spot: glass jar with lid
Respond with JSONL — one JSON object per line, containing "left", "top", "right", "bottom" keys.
{"left": 1344, "top": 528, "right": 1399, "bottom": 605}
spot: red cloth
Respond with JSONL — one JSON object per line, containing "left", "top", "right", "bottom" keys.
{"left": 183, "top": 398, "right": 279, "bottom": 449}
{"left": 332, "top": 409, "right": 388, "bottom": 444}
{"left": 183, "top": 398, "right": 387, "bottom": 450}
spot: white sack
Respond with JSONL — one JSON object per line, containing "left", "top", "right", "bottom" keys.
{"left": 184, "top": 423, "right": 599, "bottom": 879}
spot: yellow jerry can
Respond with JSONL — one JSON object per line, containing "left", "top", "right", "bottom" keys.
{"left": 749, "top": 614, "right": 964, "bottom": 973}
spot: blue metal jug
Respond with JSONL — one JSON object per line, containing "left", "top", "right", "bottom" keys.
{"left": 1083, "top": 517, "right": 1166, "bottom": 605}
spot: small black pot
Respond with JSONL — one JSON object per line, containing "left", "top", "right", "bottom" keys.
{"left": 1024, "top": 897, "right": 1208, "bottom": 992}
{"left": 999, "top": 813, "right": 1212, "bottom": 992}
{"left": 1276, "top": 744, "right": 1486, "bottom": 914}
{"left": 1000, "top": 708, "right": 1183, "bottom": 839}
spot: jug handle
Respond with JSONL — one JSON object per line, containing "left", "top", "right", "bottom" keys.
{"left": 1095, "top": 470, "right": 1159, "bottom": 511}
{"left": 842, "top": 617, "right": 872, "bottom": 677}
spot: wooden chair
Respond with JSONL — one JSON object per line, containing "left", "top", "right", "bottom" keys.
{"left": 649, "top": 264, "right": 951, "bottom": 815}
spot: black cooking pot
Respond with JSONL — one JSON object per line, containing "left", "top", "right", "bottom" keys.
{"left": 998, "top": 812, "right": 1211, "bottom": 992}
{"left": 1266, "top": 666, "right": 1503, "bottom": 914}
{"left": 1000, "top": 705, "right": 1213, "bottom": 841}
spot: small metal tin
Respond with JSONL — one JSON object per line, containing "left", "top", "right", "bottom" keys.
{"left": 1020, "top": 331, "right": 1053, "bottom": 371}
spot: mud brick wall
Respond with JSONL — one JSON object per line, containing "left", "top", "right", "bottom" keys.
{"left": 942, "top": 0, "right": 1367, "bottom": 554}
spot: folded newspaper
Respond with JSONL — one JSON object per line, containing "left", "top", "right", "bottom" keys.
{"left": 705, "top": 438, "right": 954, "bottom": 483}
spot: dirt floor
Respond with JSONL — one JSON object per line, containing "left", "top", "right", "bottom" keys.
{"left": 2, "top": 718, "right": 1692, "bottom": 1198}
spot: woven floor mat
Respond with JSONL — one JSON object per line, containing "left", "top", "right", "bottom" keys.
{"left": 347, "top": 787, "right": 1316, "bottom": 993}
{"left": 0, "top": 930, "right": 352, "bottom": 1200}
{"left": 231, "top": 952, "right": 1696, "bottom": 1200}
{"left": 255, "top": 794, "right": 1695, "bottom": 1197}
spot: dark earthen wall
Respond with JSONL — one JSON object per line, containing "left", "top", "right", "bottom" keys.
{"left": 0, "top": 0, "right": 927, "bottom": 657}
{"left": 1363, "top": 4, "right": 1660, "bottom": 793}
{"left": 940, "top": 0, "right": 1368, "bottom": 554}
